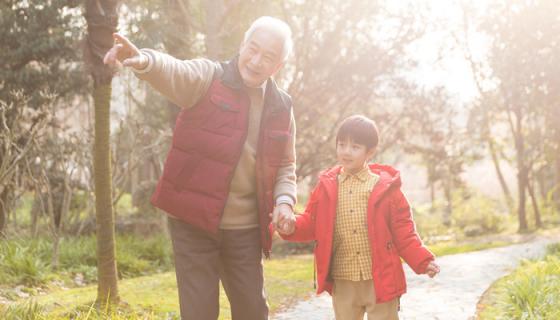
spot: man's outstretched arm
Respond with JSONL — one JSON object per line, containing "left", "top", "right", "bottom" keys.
{"left": 104, "top": 33, "right": 217, "bottom": 109}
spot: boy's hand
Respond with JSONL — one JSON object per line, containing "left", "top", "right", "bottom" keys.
{"left": 425, "top": 261, "right": 440, "bottom": 278}
{"left": 271, "top": 204, "right": 296, "bottom": 235}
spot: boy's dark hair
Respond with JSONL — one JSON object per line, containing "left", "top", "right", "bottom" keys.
{"left": 336, "top": 115, "right": 379, "bottom": 150}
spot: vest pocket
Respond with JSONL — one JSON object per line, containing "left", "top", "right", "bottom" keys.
{"left": 203, "top": 94, "right": 241, "bottom": 135}
{"left": 265, "top": 130, "right": 291, "bottom": 166}
{"left": 210, "top": 94, "right": 241, "bottom": 113}
{"left": 386, "top": 240, "right": 407, "bottom": 294}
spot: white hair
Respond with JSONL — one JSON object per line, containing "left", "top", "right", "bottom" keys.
{"left": 243, "top": 16, "right": 293, "bottom": 62}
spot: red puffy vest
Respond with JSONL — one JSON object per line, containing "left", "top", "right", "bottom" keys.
{"left": 151, "top": 58, "right": 293, "bottom": 255}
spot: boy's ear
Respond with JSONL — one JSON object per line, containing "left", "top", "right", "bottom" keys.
{"left": 367, "top": 147, "right": 377, "bottom": 160}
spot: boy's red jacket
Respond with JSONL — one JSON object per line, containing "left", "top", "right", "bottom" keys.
{"left": 282, "top": 164, "right": 434, "bottom": 303}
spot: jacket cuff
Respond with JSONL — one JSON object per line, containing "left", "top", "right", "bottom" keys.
{"left": 417, "top": 256, "right": 434, "bottom": 273}
{"left": 275, "top": 195, "right": 295, "bottom": 208}
{"left": 131, "top": 51, "right": 154, "bottom": 74}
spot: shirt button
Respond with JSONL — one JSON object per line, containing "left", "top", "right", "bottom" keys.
{"left": 356, "top": 251, "right": 360, "bottom": 255}
{"left": 353, "top": 229, "right": 357, "bottom": 234}
{"left": 349, "top": 190, "right": 352, "bottom": 194}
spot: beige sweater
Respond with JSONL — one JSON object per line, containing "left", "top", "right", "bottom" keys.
{"left": 134, "top": 49, "right": 297, "bottom": 230}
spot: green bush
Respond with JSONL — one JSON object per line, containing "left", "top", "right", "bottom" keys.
{"left": 479, "top": 243, "right": 560, "bottom": 319}
{"left": 61, "top": 303, "right": 160, "bottom": 320}
{"left": 0, "top": 240, "right": 51, "bottom": 286}
{"left": 59, "top": 237, "right": 98, "bottom": 269}
{"left": 412, "top": 189, "right": 514, "bottom": 240}
{"left": 0, "top": 301, "right": 163, "bottom": 320}
{"left": 117, "top": 250, "right": 153, "bottom": 278}
{"left": 546, "top": 242, "right": 560, "bottom": 256}
{"left": 12, "top": 193, "right": 35, "bottom": 227}
{"left": 0, "top": 300, "right": 46, "bottom": 320}
{"left": 411, "top": 202, "right": 452, "bottom": 241}
{"left": 0, "top": 234, "right": 173, "bottom": 288}
{"left": 117, "top": 235, "right": 172, "bottom": 268}
{"left": 538, "top": 193, "right": 560, "bottom": 226}
{"left": 115, "top": 193, "right": 135, "bottom": 216}
{"left": 69, "top": 190, "right": 90, "bottom": 218}
{"left": 451, "top": 190, "right": 510, "bottom": 237}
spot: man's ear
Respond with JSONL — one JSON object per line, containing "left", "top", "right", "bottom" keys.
{"left": 238, "top": 46, "right": 244, "bottom": 56}
{"left": 271, "top": 61, "right": 285, "bottom": 76}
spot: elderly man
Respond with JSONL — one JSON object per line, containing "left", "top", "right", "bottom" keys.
{"left": 104, "top": 16, "right": 296, "bottom": 320}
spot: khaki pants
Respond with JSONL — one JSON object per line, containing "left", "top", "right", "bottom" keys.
{"left": 168, "top": 217, "right": 268, "bottom": 320}
{"left": 332, "top": 279, "right": 399, "bottom": 320}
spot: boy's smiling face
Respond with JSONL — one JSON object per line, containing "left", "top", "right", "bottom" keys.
{"left": 336, "top": 138, "right": 376, "bottom": 174}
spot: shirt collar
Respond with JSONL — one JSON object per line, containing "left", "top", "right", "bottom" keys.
{"left": 244, "top": 79, "right": 267, "bottom": 100}
{"left": 339, "top": 166, "right": 372, "bottom": 182}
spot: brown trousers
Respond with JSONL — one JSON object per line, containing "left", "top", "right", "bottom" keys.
{"left": 332, "top": 279, "right": 399, "bottom": 320}
{"left": 168, "top": 217, "right": 268, "bottom": 320}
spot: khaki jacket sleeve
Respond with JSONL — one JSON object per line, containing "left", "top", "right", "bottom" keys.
{"left": 134, "top": 49, "right": 218, "bottom": 109}
{"left": 273, "top": 109, "right": 297, "bottom": 205}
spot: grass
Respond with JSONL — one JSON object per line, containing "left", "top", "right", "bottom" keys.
{"left": 0, "top": 227, "right": 538, "bottom": 319}
{"left": 0, "top": 234, "right": 173, "bottom": 288}
{"left": 428, "top": 241, "right": 509, "bottom": 257}
{"left": 0, "top": 233, "right": 506, "bottom": 288}
{"left": 1, "top": 255, "right": 314, "bottom": 319}
{"left": 478, "top": 243, "right": 560, "bottom": 320}
{"left": 0, "top": 240, "right": 52, "bottom": 286}
{"left": 1, "top": 238, "right": 520, "bottom": 319}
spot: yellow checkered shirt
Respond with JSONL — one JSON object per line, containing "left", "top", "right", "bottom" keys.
{"left": 331, "top": 167, "right": 379, "bottom": 281}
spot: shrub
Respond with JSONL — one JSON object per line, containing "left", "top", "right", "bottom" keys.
{"left": 59, "top": 236, "right": 98, "bottom": 269}
{"left": 411, "top": 202, "right": 452, "bottom": 242}
{"left": 479, "top": 243, "right": 560, "bottom": 319}
{"left": 0, "top": 240, "right": 51, "bottom": 286}
{"left": 0, "top": 300, "right": 46, "bottom": 320}
{"left": 0, "top": 234, "right": 173, "bottom": 287}
{"left": 451, "top": 190, "right": 510, "bottom": 237}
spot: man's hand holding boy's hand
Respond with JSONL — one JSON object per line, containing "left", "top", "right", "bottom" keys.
{"left": 425, "top": 261, "right": 440, "bottom": 278}
{"left": 271, "top": 204, "right": 296, "bottom": 235}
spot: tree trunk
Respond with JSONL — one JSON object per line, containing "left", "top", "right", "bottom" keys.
{"left": 535, "top": 167, "right": 547, "bottom": 201}
{"left": 487, "top": 138, "right": 514, "bottom": 213}
{"left": 52, "top": 176, "right": 73, "bottom": 268}
{"left": 204, "top": 0, "right": 225, "bottom": 59}
{"left": 85, "top": 0, "right": 120, "bottom": 306}
{"left": 0, "top": 212, "right": 4, "bottom": 236}
{"left": 507, "top": 102, "right": 529, "bottom": 233}
{"left": 93, "top": 83, "right": 120, "bottom": 304}
{"left": 443, "top": 179, "right": 453, "bottom": 227}
{"left": 30, "top": 192, "right": 42, "bottom": 237}
{"left": 52, "top": 232, "right": 61, "bottom": 268}
{"left": 517, "top": 167, "right": 529, "bottom": 232}
{"left": 163, "top": 1, "right": 192, "bottom": 128}
{"left": 556, "top": 147, "right": 560, "bottom": 213}
{"left": 527, "top": 178, "right": 542, "bottom": 229}
{"left": 554, "top": 105, "right": 560, "bottom": 214}
{"left": 0, "top": 188, "right": 7, "bottom": 236}
{"left": 515, "top": 134, "right": 529, "bottom": 232}
{"left": 430, "top": 181, "right": 435, "bottom": 209}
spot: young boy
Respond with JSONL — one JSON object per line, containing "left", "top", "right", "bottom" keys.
{"left": 278, "top": 115, "right": 440, "bottom": 320}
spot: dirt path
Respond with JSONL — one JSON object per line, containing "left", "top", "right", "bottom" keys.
{"left": 272, "top": 236, "right": 559, "bottom": 320}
